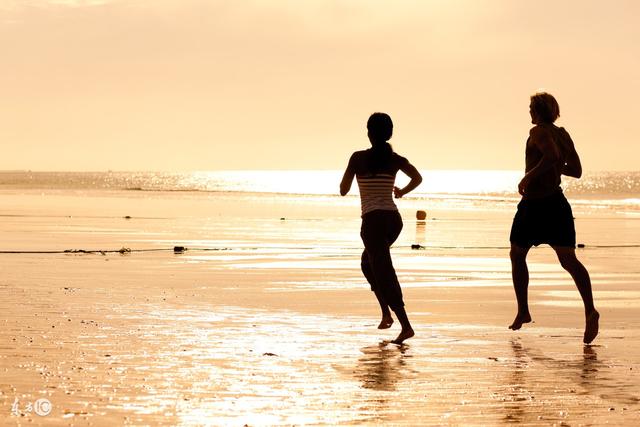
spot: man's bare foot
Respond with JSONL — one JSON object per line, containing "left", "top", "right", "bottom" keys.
{"left": 583, "top": 310, "right": 600, "bottom": 344}
{"left": 378, "top": 315, "right": 394, "bottom": 329}
{"left": 509, "top": 313, "right": 532, "bottom": 330}
{"left": 391, "top": 328, "right": 414, "bottom": 345}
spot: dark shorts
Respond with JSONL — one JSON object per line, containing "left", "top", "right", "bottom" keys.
{"left": 510, "top": 192, "right": 576, "bottom": 248}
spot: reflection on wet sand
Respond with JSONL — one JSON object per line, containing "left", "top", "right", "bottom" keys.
{"left": 356, "top": 342, "right": 411, "bottom": 391}
{"left": 502, "top": 340, "right": 530, "bottom": 424}
{"left": 582, "top": 344, "right": 601, "bottom": 386}
{"left": 500, "top": 339, "right": 640, "bottom": 425}
{"left": 2, "top": 293, "right": 639, "bottom": 425}
{"left": 580, "top": 345, "right": 640, "bottom": 407}
{"left": 351, "top": 342, "right": 415, "bottom": 425}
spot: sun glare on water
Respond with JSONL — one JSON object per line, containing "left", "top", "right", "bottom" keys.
{"left": 186, "top": 170, "right": 521, "bottom": 197}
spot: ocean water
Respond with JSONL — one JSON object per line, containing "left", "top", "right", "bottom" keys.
{"left": 1, "top": 170, "right": 639, "bottom": 211}
{"left": 1, "top": 170, "right": 638, "bottom": 258}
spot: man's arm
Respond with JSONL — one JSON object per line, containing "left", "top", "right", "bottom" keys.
{"left": 340, "top": 154, "right": 356, "bottom": 196}
{"left": 518, "top": 126, "right": 560, "bottom": 195}
{"left": 558, "top": 129, "right": 582, "bottom": 178}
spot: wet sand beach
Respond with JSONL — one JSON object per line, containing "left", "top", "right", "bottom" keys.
{"left": 1, "top": 190, "right": 640, "bottom": 425}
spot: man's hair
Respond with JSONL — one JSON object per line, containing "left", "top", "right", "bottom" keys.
{"left": 367, "top": 112, "right": 393, "bottom": 142}
{"left": 530, "top": 92, "right": 560, "bottom": 123}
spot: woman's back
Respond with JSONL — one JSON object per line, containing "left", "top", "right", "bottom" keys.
{"left": 349, "top": 149, "right": 409, "bottom": 215}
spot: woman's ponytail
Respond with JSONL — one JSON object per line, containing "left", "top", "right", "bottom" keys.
{"left": 367, "top": 113, "right": 394, "bottom": 174}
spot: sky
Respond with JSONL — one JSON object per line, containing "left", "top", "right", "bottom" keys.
{"left": 1, "top": 0, "right": 639, "bottom": 171}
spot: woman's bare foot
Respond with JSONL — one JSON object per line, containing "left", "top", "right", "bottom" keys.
{"left": 391, "top": 328, "right": 414, "bottom": 345}
{"left": 378, "top": 315, "right": 394, "bottom": 329}
{"left": 509, "top": 313, "right": 532, "bottom": 330}
{"left": 583, "top": 310, "right": 600, "bottom": 344}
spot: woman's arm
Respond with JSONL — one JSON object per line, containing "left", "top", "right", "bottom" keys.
{"left": 340, "top": 154, "right": 356, "bottom": 196}
{"left": 394, "top": 161, "right": 423, "bottom": 198}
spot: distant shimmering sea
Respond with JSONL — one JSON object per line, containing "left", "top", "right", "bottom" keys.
{"left": 1, "top": 170, "right": 639, "bottom": 213}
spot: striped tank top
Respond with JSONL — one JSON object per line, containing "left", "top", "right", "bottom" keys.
{"left": 356, "top": 173, "right": 398, "bottom": 215}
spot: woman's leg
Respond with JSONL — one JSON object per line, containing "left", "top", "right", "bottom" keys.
{"left": 383, "top": 212, "right": 413, "bottom": 343}
{"left": 362, "top": 211, "right": 413, "bottom": 343}
{"left": 361, "top": 249, "right": 393, "bottom": 329}
{"left": 390, "top": 306, "right": 414, "bottom": 344}
{"left": 369, "top": 244, "right": 413, "bottom": 343}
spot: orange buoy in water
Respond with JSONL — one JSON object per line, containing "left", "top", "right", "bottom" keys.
{"left": 416, "top": 210, "right": 427, "bottom": 221}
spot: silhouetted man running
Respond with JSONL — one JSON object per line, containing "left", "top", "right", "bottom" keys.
{"left": 509, "top": 92, "right": 599, "bottom": 344}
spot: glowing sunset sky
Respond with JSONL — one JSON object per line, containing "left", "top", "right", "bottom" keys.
{"left": 1, "top": 0, "right": 638, "bottom": 171}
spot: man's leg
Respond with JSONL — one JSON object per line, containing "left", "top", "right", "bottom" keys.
{"left": 553, "top": 246, "right": 599, "bottom": 343}
{"left": 509, "top": 243, "right": 532, "bottom": 330}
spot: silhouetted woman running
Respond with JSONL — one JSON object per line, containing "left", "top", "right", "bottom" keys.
{"left": 340, "top": 112, "right": 423, "bottom": 344}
